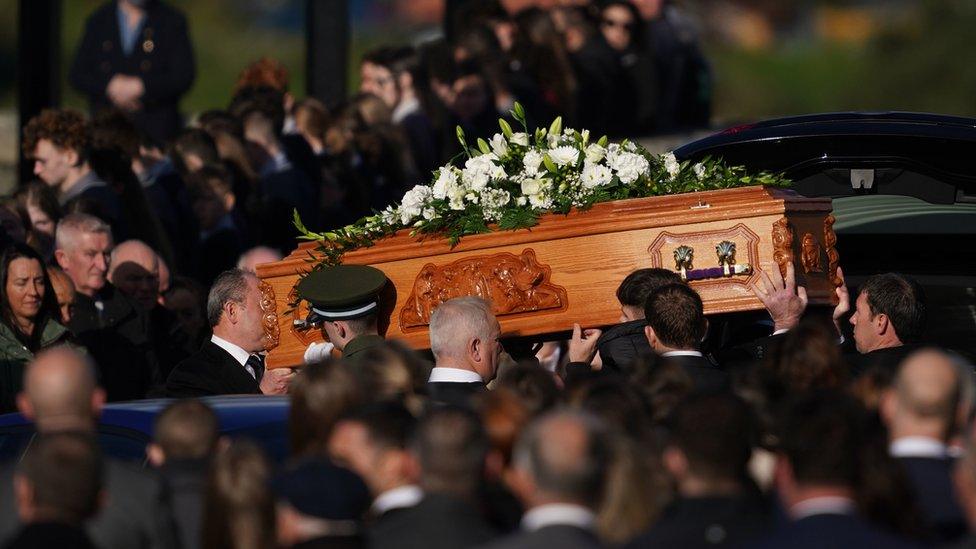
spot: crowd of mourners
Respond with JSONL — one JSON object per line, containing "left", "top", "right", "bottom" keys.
{"left": 1, "top": 0, "right": 974, "bottom": 548}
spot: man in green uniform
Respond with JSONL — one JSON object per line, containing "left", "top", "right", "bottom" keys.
{"left": 295, "top": 265, "right": 388, "bottom": 367}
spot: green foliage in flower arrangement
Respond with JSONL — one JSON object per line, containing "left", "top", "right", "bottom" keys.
{"left": 294, "top": 103, "right": 791, "bottom": 269}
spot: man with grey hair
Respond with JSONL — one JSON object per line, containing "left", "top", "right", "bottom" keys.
{"left": 55, "top": 213, "right": 157, "bottom": 401}
{"left": 0, "top": 346, "right": 177, "bottom": 549}
{"left": 426, "top": 296, "right": 502, "bottom": 407}
{"left": 164, "top": 268, "right": 293, "bottom": 396}
{"left": 484, "top": 410, "right": 609, "bottom": 549}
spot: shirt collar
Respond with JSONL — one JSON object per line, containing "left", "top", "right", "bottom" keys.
{"left": 211, "top": 334, "right": 251, "bottom": 368}
{"left": 890, "top": 436, "right": 948, "bottom": 459}
{"left": 428, "top": 367, "right": 484, "bottom": 384}
{"left": 661, "top": 350, "right": 704, "bottom": 358}
{"left": 392, "top": 96, "right": 422, "bottom": 124}
{"left": 60, "top": 171, "right": 106, "bottom": 204}
{"left": 521, "top": 503, "right": 595, "bottom": 532}
{"left": 371, "top": 485, "right": 423, "bottom": 516}
{"left": 790, "top": 496, "right": 856, "bottom": 520}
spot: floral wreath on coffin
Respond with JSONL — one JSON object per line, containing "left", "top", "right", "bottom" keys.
{"left": 294, "top": 103, "right": 790, "bottom": 269}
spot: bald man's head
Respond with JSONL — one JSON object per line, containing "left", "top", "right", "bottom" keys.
{"left": 108, "top": 240, "right": 160, "bottom": 310}
{"left": 885, "top": 349, "right": 961, "bottom": 441}
{"left": 18, "top": 346, "right": 104, "bottom": 431}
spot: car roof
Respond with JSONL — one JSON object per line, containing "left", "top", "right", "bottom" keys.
{"left": 0, "top": 395, "right": 289, "bottom": 436}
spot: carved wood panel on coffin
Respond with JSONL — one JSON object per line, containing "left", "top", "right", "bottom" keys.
{"left": 646, "top": 223, "right": 761, "bottom": 294}
{"left": 398, "top": 248, "right": 568, "bottom": 331}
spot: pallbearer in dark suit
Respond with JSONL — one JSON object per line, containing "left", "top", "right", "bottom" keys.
{"left": 69, "top": 0, "right": 195, "bottom": 145}
{"left": 626, "top": 394, "right": 770, "bottom": 548}
{"left": 643, "top": 283, "right": 729, "bottom": 394}
{"left": 165, "top": 269, "right": 294, "bottom": 397}
{"left": 425, "top": 296, "right": 503, "bottom": 407}
{"left": 294, "top": 265, "right": 389, "bottom": 367}
{"left": 881, "top": 349, "right": 967, "bottom": 543}
{"left": 481, "top": 410, "right": 609, "bottom": 549}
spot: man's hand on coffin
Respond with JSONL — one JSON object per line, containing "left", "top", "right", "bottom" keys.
{"left": 568, "top": 323, "right": 603, "bottom": 365}
{"left": 750, "top": 262, "right": 808, "bottom": 333}
{"left": 832, "top": 266, "right": 851, "bottom": 336}
{"left": 260, "top": 367, "right": 296, "bottom": 395}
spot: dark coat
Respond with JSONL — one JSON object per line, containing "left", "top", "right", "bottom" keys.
{"left": 0, "top": 318, "right": 72, "bottom": 413}
{"left": 2, "top": 522, "right": 96, "bottom": 549}
{"left": 595, "top": 319, "right": 651, "bottom": 375}
{"left": 847, "top": 344, "right": 921, "bottom": 379}
{"left": 664, "top": 353, "right": 731, "bottom": 394}
{"left": 69, "top": 0, "right": 195, "bottom": 144}
{"left": 341, "top": 334, "right": 386, "bottom": 369}
{"left": 897, "top": 456, "right": 967, "bottom": 543}
{"left": 369, "top": 493, "right": 497, "bottom": 549}
{"left": 164, "top": 340, "right": 261, "bottom": 397}
{"left": 625, "top": 495, "right": 771, "bottom": 548}
{"left": 481, "top": 524, "right": 602, "bottom": 549}
{"left": 426, "top": 381, "right": 486, "bottom": 408}
{"left": 158, "top": 459, "right": 207, "bottom": 549}
{"left": 69, "top": 283, "right": 157, "bottom": 402}
{"left": 750, "top": 513, "right": 919, "bottom": 549}
{"left": 64, "top": 180, "right": 127, "bottom": 241}
{"left": 0, "top": 458, "right": 178, "bottom": 549}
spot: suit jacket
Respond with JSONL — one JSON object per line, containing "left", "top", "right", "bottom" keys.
{"left": 480, "top": 524, "right": 602, "bottom": 549}
{"left": 750, "top": 513, "right": 918, "bottom": 549}
{"left": 158, "top": 459, "right": 207, "bottom": 549}
{"left": 897, "top": 456, "right": 967, "bottom": 543}
{"left": 164, "top": 341, "right": 261, "bottom": 397}
{"left": 663, "top": 354, "right": 731, "bottom": 394}
{"left": 595, "top": 320, "right": 651, "bottom": 375}
{"left": 0, "top": 458, "right": 177, "bottom": 549}
{"left": 426, "top": 381, "right": 486, "bottom": 408}
{"left": 369, "top": 493, "right": 497, "bottom": 549}
{"left": 625, "top": 495, "right": 771, "bottom": 548}
{"left": 2, "top": 522, "right": 96, "bottom": 549}
{"left": 69, "top": 283, "right": 157, "bottom": 402}
{"left": 847, "top": 344, "right": 921, "bottom": 379}
{"left": 69, "top": 0, "right": 195, "bottom": 144}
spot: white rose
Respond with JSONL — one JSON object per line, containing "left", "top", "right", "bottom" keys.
{"left": 693, "top": 162, "right": 706, "bottom": 179}
{"left": 523, "top": 150, "right": 544, "bottom": 174}
{"left": 490, "top": 133, "right": 508, "bottom": 157}
{"left": 663, "top": 152, "right": 681, "bottom": 179}
{"left": 399, "top": 184, "right": 431, "bottom": 224}
{"left": 521, "top": 178, "right": 543, "bottom": 196}
{"left": 380, "top": 206, "right": 398, "bottom": 225}
{"left": 584, "top": 143, "right": 606, "bottom": 163}
{"left": 510, "top": 132, "right": 529, "bottom": 146}
{"left": 422, "top": 207, "right": 436, "bottom": 220}
{"left": 581, "top": 162, "right": 613, "bottom": 189}
{"left": 608, "top": 151, "right": 650, "bottom": 184}
{"left": 516, "top": 196, "right": 527, "bottom": 206}
{"left": 432, "top": 167, "right": 458, "bottom": 199}
{"left": 549, "top": 146, "right": 579, "bottom": 167}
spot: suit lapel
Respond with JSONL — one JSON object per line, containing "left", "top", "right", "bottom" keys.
{"left": 203, "top": 342, "right": 260, "bottom": 394}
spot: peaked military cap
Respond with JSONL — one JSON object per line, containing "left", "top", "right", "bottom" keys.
{"left": 296, "top": 265, "right": 387, "bottom": 324}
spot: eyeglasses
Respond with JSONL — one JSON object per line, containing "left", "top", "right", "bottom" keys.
{"left": 602, "top": 18, "right": 634, "bottom": 31}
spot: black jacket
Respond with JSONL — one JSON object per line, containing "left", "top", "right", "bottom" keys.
{"left": 158, "top": 459, "right": 207, "bottom": 549}
{"left": 369, "top": 493, "right": 497, "bottom": 549}
{"left": 847, "top": 344, "right": 921, "bottom": 379}
{"left": 481, "top": 524, "right": 601, "bottom": 549}
{"left": 751, "top": 512, "right": 918, "bottom": 549}
{"left": 663, "top": 353, "right": 731, "bottom": 394}
{"left": 426, "top": 381, "right": 486, "bottom": 408}
{"left": 69, "top": 283, "right": 157, "bottom": 402}
{"left": 897, "top": 455, "right": 967, "bottom": 543}
{"left": 2, "top": 522, "right": 96, "bottom": 549}
{"left": 625, "top": 494, "right": 771, "bottom": 548}
{"left": 164, "top": 341, "right": 261, "bottom": 397}
{"left": 69, "top": 0, "right": 195, "bottom": 144}
{"left": 595, "top": 319, "right": 652, "bottom": 375}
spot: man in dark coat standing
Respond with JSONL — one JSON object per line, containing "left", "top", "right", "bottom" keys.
{"left": 425, "top": 296, "right": 503, "bottom": 407}
{"left": 164, "top": 268, "right": 293, "bottom": 397}
{"left": 69, "top": 0, "right": 195, "bottom": 145}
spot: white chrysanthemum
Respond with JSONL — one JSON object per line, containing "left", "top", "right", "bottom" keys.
{"left": 422, "top": 207, "right": 436, "bottom": 220}
{"left": 463, "top": 154, "right": 505, "bottom": 191}
{"left": 431, "top": 167, "right": 458, "bottom": 199}
{"left": 510, "top": 132, "right": 529, "bottom": 147}
{"left": 693, "top": 162, "right": 706, "bottom": 179}
{"left": 584, "top": 143, "right": 606, "bottom": 163}
{"left": 581, "top": 162, "right": 613, "bottom": 189}
{"left": 549, "top": 146, "right": 579, "bottom": 167}
{"left": 523, "top": 150, "right": 544, "bottom": 175}
{"left": 380, "top": 206, "right": 398, "bottom": 225}
{"left": 490, "top": 133, "right": 508, "bottom": 157}
{"left": 528, "top": 192, "right": 553, "bottom": 209}
{"left": 399, "top": 184, "right": 432, "bottom": 224}
{"left": 663, "top": 152, "right": 681, "bottom": 179}
{"left": 516, "top": 196, "right": 527, "bottom": 206}
{"left": 608, "top": 151, "right": 650, "bottom": 184}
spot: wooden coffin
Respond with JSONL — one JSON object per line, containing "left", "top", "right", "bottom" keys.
{"left": 256, "top": 185, "right": 840, "bottom": 368}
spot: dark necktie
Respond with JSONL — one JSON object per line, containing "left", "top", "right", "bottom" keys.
{"left": 246, "top": 354, "right": 265, "bottom": 382}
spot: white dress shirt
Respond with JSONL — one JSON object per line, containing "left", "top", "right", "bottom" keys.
{"left": 371, "top": 485, "right": 423, "bottom": 516}
{"left": 428, "top": 367, "right": 483, "bottom": 383}
{"left": 790, "top": 496, "right": 856, "bottom": 520}
{"left": 661, "top": 350, "right": 704, "bottom": 358}
{"left": 211, "top": 334, "right": 257, "bottom": 379}
{"left": 522, "top": 503, "right": 596, "bottom": 532}
{"left": 890, "top": 436, "right": 948, "bottom": 459}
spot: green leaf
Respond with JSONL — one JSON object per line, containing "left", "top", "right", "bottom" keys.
{"left": 513, "top": 101, "right": 525, "bottom": 122}
{"left": 549, "top": 116, "right": 563, "bottom": 137}
{"left": 477, "top": 138, "right": 491, "bottom": 155}
{"left": 597, "top": 135, "right": 609, "bottom": 147}
{"left": 456, "top": 126, "right": 467, "bottom": 150}
{"left": 543, "top": 154, "right": 558, "bottom": 174}
{"left": 499, "top": 119, "right": 513, "bottom": 138}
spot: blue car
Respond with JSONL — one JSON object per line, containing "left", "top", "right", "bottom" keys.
{"left": 0, "top": 395, "right": 290, "bottom": 465}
